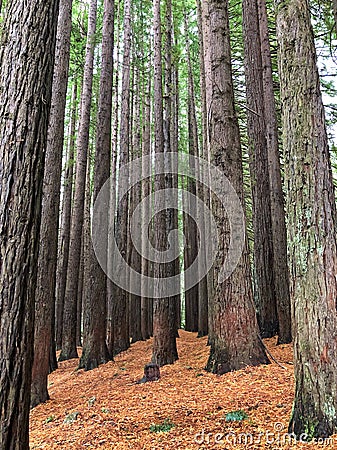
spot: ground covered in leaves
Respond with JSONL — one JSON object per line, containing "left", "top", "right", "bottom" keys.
{"left": 30, "top": 331, "right": 337, "bottom": 449}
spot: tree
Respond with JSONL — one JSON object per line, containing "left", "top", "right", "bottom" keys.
{"left": 79, "top": 0, "right": 114, "bottom": 371}
{"left": 257, "top": 0, "right": 291, "bottom": 344}
{"left": 59, "top": 0, "right": 97, "bottom": 361}
{"left": 141, "top": 74, "right": 152, "bottom": 341}
{"left": 56, "top": 80, "right": 78, "bottom": 350}
{"left": 205, "top": 0, "right": 269, "bottom": 374}
{"left": 151, "top": 0, "right": 178, "bottom": 366}
{"left": 31, "top": 0, "right": 73, "bottom": 408}
{"left": 196, "top": 0, "right": 209, "bottom": 338}
{"left": 183, "top": 11, "right": 199, "bottom": 334}
{"left": 277, "top": 0, "right": 337, "bottom": 439}
{"left": 112, "top": 0, "right": 132, "bottom": 356}
{"left": 333, "top": 0, "right": 337, "bottom": 35}
{"left": 242, "top": 0, "right": 278, "bottom": 339}
{"left": 0, "top": 0, "right": 59, "bottom": 447}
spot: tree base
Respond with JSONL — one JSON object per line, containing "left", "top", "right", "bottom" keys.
{"left": 58, "top": 347, "right": 78, "bottom": 362}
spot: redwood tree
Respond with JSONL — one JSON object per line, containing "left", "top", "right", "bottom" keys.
{"left": 242, "top": 0, "right": 277, "bottom": 339}
{"left": 205, "top": 0, "right": 269, "bottom": 374}
{"left": 0, "top": 0, "right": 59, "bottom": 447}
{"left": 79, "top": 0, "right": 114, "bottom": 371}
{"left": 258, "top": 0, "right": 291, "bottom": 344}
{"left": 31, "top": 0, "right": 73, "bottom": 408}
{"left": 151, "top": 0, "right": 178, "bottom": 366}
{"left": 277, "top": 0, "right": 337, "bottom": 439}
{"left": 59, "top": 0, "right": 97, "bottom": 361}
{"left": 112, "top": 0, "right": 132, "bottom": 356}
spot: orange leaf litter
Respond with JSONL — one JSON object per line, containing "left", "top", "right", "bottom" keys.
{"left": 29, "top": 331, "right": 337, "bottom": 449}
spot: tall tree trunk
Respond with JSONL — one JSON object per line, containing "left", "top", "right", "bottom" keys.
{"left": 129, "top": 65, "right": 143, "bottom": 344}
{"left": 199, "top": 0, "right": 214, "bottom": 344}
{"left": 333, "top": 0, "right": 337, "bottom": 36}
{"left": 79, "top": 0, "right": 114, "bottom": 371}
{"left": 107, "top": 0, "right": 121, "bottom": 356}
{"left": 31, "top": 0, "right": 73, "bottom": 408}
{"left": 205, "top": 0, "right": 269, "bottom": 374}
{"left": 183, "top": 12, "right": 199, "bottom": 333}
{"left": 141, "top": 75, "right": 152, "bottom": 341}
{"left": 113, "top": 0, "right": 132, "bottom": 356}
{"left": 0, "top": 1, "right": 59, "bottom": 447}
{"left": 59, "top": 0, "right": 97, "bottom": 361}
{"left": 56, "top": 80, "right": 78, "bottom": 350}
{"left": 242, "top": 0, "right": 278, "bottom": 339}
{"left": 196, "top": 0, "right": 209, "bottom": 338}
{"left": 76, "top": 234, "right": 84, "bottom": 346}
{"left": 151, "top": 0, "right": 178, "bottom": 366}
{"left": 276, "top": 0, "right": 337, "bottom": 439}
{"left": 258, "top": 0, "right": 291, "bottom": 344}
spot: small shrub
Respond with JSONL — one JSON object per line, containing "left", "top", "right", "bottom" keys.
{"left": 45, "top": 415, "right": 55, "bottom": 423}
{"left": 150, "top": 419, "right": 175, "bottom": 433}
{"left": 225, "top": 410, "right": 248, "bottom": 422}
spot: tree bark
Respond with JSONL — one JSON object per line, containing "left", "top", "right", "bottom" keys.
{"left": 56, "top": 80, "right": 78, "bottom": 350}
{"left": 129, "top": 64, "right": 143, "bottom": 344}
{"left": 0, "top": 0, "right": 59, "bottom": 447}
{"left": 79, "top": 0, "right": 114, "bottom": 371}
{"left": 196, "top": 0, "right": 209, "bottom": 338}
{"left": 112, "top": 0, "right": 132, "bottom": 356}
{"left": 276, "top": 0, "right": 337, "bottom": 439}
{"left": 141, "top": 75, "right": 152, "bottom": 341}
{"left": 151, "top": 0, "right": 178, "bottom": 367}
{"left": 106, "top": 0, "right": 121, "bottom": 357}
{"left": 59, "top": 0, "right": 97, "bottom": 361}
{"left": 183, "top": 12, "right": 199, "bottom": 333}
{"left": 333, "top": 0, "right": 337, "bottom": 36}
{"left": 205, "top": 0, "right": 269, "bottom": 374}
{"left": 200, "top": 0, "right": 214, "bottom": 344}
{"left": 242, "top": 0, "right": 278, "bottom": 339}
{"left": 31, "top": 0, "right": 73, "bottom": 408}
{"left": 258, "top": 0, "right": 291, "bottom": 344}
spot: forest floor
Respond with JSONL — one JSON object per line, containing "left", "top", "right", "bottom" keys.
{"left": 29, "top": 331, "right": 336, "bottom": 449}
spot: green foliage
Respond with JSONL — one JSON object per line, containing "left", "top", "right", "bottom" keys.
{"left": 225, "top": 410, "right": 249, "bottom": 422}
{"left": 63, "top": 411, "right": 80, "bottom": 424}
{"left": 149, "top": 419, "right": 176, "bottom": 433}
{"left": 45, "top": 415, "right": 55, "bottom": 423}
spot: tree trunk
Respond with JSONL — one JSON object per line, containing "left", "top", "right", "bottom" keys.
{"left": 183, "top": 12, "right": 199, "bottom": 333}
{"left": 276, "top": 0, "right": 337, "bottom": 439}
{"left": 205, "top": 0, "right": 269, "bottom": 374}
{"left": 0, "top": 1, "right": 59, "bottom": 447}
{"left": 56, "top": 80, "right": 78, "bottom": 350}
{"left": 199, "top": 0, "right": 214, "bottom": 344}
{"left": 242, "top": 0, "right": 278, "bottom": 339}
{"left": 79, "top": 0, "right": 114, "bottom": 371}
{"left": 112, "top": 0, "right": 132, "bottom": 356}
{"left": 196, "top": 0, "right": 209, "bottom": 338}
{"left": 165, "top": 0, "right": 180, "bottom": 338}
{"left": 141, "top": 75, "right": 151, "bottom": 341}
{"left": 59, "top": 0, "right": 97, "bottom": 361}
{"left": 151, "top": 0, "right": 178, "bottom": 367}
{"left": 106, "top": 0, "right": 121, "bottom": 357}
{"left": 333, "top": 0, "right": 337, "bottom": 36}
{"left": 129, "top": 65, "right": 143, "bottom": 344}
{"left": 31, "top": 0, "right": 73, "bottom": 408}
{"left": 76, "top": 234, "right": 84, "bottom": 347}
{"left": 258, "top": 0, "right": 291, "bottom": 344}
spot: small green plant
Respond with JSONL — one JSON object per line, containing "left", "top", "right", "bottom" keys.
{"left": 150, "top": 419, "right": 175, "bottom": 433}
{"left": 64, "top": 411, "right": 80, "bottom": 424}
{"left": 101, "top": 407, "right": 110, "bottom": 414}
{"left": 225, "top": 410, "right": 248, "bottom": 422}
{"left": 45, "top": 415, "right": 55, "bottom": 423}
